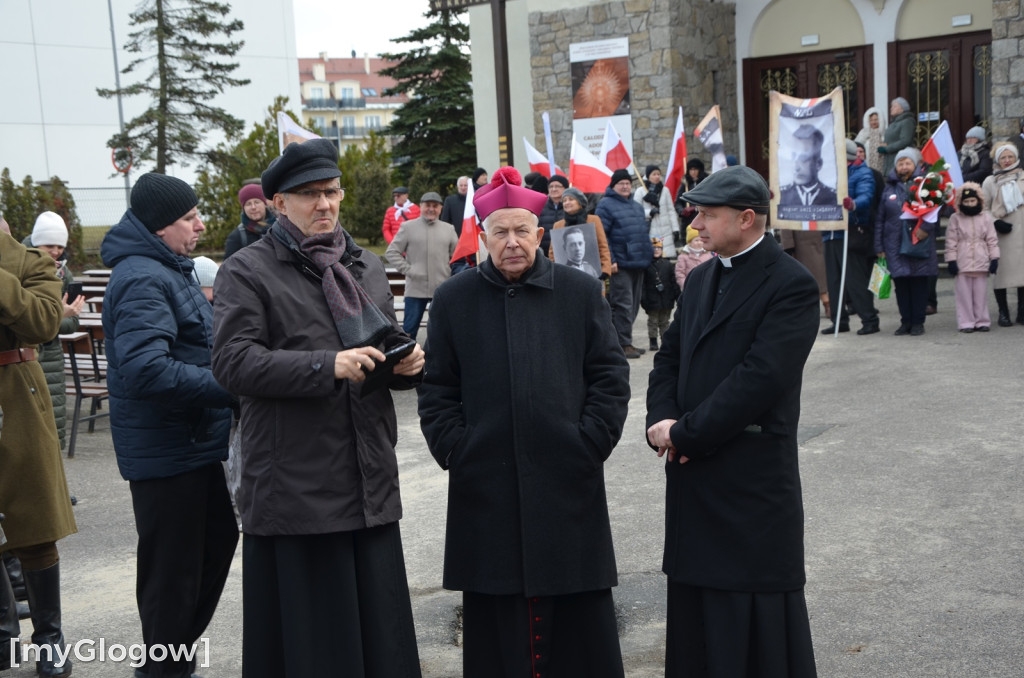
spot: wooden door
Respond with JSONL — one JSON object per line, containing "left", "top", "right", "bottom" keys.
{"left": 743, "top": 46, "right": 874, "bottom": 179}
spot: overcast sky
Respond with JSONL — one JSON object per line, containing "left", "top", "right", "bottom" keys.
{"left": 292, "top": 0, "right": 447, "bottom": 59}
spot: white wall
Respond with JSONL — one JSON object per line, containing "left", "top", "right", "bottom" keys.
{"left": 0, "top": 0, "right": 299, "bottom": 204}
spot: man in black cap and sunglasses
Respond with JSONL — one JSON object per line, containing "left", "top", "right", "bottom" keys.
{"left": 212, "top": 139, "right": 424, "bottom": 678}
{"left": 646, "top": 165, "right": 820, "bottom": 678}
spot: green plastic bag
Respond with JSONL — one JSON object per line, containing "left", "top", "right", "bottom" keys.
{"left": 868, "top": 256, "right": 891, "bottom": 299}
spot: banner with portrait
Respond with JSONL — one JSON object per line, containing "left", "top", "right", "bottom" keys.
{"left": 694, "top": 106, "right": 727, "bottom": 174}
{"left": 550, "top": 223, "right": 602, "bottom": 279}
{"left": 569, "top": 38, "right": 632, "bottom": 161}
{"left": 769, "top": 88, "right": 848, "bottom": 230}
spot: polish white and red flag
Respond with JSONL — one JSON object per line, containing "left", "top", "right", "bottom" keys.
{"left": 569, "top": 134, "right": 614, "bottom": 194}
{"left": 450, "top": 180, "right": 482, "bottom": 264}
{"left": 523, "top": 137, "right": 563, "bottom": 178}
{"left": 598, "top": 122, "right": 632, "bottom": 171}
{"left": 921, "top": 120, "right": 965, "bottom": 187}
{"left": 663, "top": 107, "right": 688, "bottom": 203}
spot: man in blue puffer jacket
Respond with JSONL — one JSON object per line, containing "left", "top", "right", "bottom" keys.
{"left": 101, "top": 172, "right": 237, "bottom": 678}
{"left": 596, "top": 169, "right": 655, "bottom": 359}
{"left": 821, "top": 139, "right": 879, "bottom": 335}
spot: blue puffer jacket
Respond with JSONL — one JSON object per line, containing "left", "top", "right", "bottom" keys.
{"left": 101, "top": 210, "right": 234, "bottom": 481}
{"left": 823, "top": 161, "right": 876, "bottom": 242}
{"left": 595, "top": 188, "right": 653, "bottom": 269}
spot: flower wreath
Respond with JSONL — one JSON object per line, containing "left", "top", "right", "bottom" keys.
{"left": 902, "top": 158, "right": 957, "bottom": 243}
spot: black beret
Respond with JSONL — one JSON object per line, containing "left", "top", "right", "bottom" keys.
{"left": 261, "top": 139, "right": 341, "bottom": 197}
{"left": 680, "top": 165, "right": 770, "bottom": 214}
{"left": 130, "top": 173, "right": 198, "bottom": 233}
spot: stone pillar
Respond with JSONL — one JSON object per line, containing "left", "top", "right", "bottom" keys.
{"left": 991, "top": 0, "right": 1024, "bottom": 140}
{"left": 528, "top": 0, "right": 737, "bottom": 174}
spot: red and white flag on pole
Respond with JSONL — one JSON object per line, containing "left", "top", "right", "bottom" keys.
{"left": 663, "top": 107, "right": 687, "bottom": 202}
{"left": 450, "top": 181, "right": 482, "bottom": 264}
{"left": 598, "top": 122, "right": 632, "bottom": 171}
{"left": 523, "top": 137, "right": 563, "bottom": 178}
{"left": 921, "top": 120, "right": 965, "bottom": 187}
{"left": 570, "top": 134, "right": 614, "bottom": 193}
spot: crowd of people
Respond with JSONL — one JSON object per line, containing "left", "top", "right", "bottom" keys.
{"left": 1, "top": 104, "right": 1015, "bottom": 677}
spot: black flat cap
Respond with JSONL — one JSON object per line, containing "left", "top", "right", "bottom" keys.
{"left": 680, "top": 165, "right": 770, "bottom": 214}
{"left": 262, "top": 139, "right": 341, "bottom": 197}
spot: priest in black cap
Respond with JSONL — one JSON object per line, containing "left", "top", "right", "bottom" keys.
{"left": 645, "top": 165, "right": 820, "bottom": 677}
{"left": 212, "top": 139, "right": 424, "bottom": 678}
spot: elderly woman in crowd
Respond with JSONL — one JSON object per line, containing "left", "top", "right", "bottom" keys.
{"left": 983, "top": 143, "right": 1024, "bottom": 326}
{"left": 549, "top": 186, "right": 612, "bottom": 280}
{"left": 855, "top": 106, "right": 887, "bottom": 174}
{"left": 875, "top": 147, "right": 936, "bottom": 336}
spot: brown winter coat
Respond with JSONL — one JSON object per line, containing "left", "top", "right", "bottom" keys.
{"left": 0, "top": 232, "right": 77, "bottom": 551}
{"left": 212, "top": 225, "right": 417, "bottom": 536}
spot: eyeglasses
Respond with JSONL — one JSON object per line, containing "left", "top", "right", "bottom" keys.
{"left": 287, "top": 187, "right": 344, "bottom": 203}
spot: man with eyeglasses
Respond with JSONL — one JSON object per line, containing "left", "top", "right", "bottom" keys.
{"left": 212, "top": 139, "right": 425, "bottom": 678}
{"left": 385, "top": 191, "right": 459, "bottom": 340}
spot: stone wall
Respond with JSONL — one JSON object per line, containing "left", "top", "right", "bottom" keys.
{"left": 528, "top": 0, "right": 737, "bottom": 174}
{"left": 991, "top": 0, "right": 1024, "bottom": 140}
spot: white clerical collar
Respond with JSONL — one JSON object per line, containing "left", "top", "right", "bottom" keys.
{"left": 719, "top": 235, "right": 764, "bottom": 268}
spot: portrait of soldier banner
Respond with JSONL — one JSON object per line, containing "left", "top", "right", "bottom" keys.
{"left": 551, "top": 222, "right": 602, "bottom": 279}
{"left": 770, "top": 87, "right": 848, "bottom": 230}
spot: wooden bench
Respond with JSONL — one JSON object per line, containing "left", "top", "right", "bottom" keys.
{"left": 60, "top": 332, "right": 109, "bottom": 458}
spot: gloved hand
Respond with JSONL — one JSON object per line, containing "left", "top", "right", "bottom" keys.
{"left": 990, "top": 259, "right": 999, "bottom": 274}
{"left": 681, "top": 205, "right": 695, "bottom": 218}
{"left": 947, "top": 260, "right": 959, "bottom": 276}
{"left": 649, "top": 207, "right": 659, "bottom": 217}
{"left": 842, "top": 196, "right": 855, "bottom": 211}
{"left": 672, "top": 231, "right": 683, "bottom": 248}
{"left": 878, "top": 145, "right": 888, "bottom": 154}
{"left": 995, "top": 219, "right": 1013, "bottom": 234}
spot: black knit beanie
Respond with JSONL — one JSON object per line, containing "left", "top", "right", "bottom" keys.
{"left": 130, "top": 173, "right": 198, "bottom": 233}
{"left": 609, "top": 169, "right": 632, "bottom": 187}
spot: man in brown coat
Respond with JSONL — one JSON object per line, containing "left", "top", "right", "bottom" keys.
{"left": 212, "top": 139, "right": 425, "bottom": 678}
{"left": 0, "top": 231, "right": 75, "bottom": 676}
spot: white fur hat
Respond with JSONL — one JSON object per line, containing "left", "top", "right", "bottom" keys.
{"left": 192, "top": 256, "right": 219, "bottom": 288}
{"left": 31, "top": 211, "right": 68, "bottom": 247}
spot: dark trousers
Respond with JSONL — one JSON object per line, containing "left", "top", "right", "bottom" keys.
{"left": 893, "top": 275, "right": 930, "bottom": 326}
{"left": 401, "top": 296, "right": 430, "bottom": 341}
{"left": 823, "top": 239, "right": 878, "bottom": 327}
{"left": 609, "top": 268, "right": 644, "bottom": 347}
{"left": 130, "top": 464, "right": 238, "bottom": 678}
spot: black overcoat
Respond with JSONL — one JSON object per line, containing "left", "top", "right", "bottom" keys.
{"left": 418, "top": 254, "right": 630, "bottom": 597}
{"left": 646, "top": 235, "right": 819, "bottom": 592}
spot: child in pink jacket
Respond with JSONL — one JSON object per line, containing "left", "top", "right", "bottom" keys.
{"left": 674, "top": 227, "right": 715, "bottom": 290}
{"left": 945, "top": 182, "right": 1000, "bottom": 332}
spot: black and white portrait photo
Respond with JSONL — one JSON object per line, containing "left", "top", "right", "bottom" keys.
{"left": 551, "top": 224, "right": 601, "bottom": 279}
{"left": 774, "top": 97, "right": 845, "bottom": 224}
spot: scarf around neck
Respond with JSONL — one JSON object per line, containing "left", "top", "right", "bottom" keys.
{"left": 277, "top": 215, "right": 391, "bottom": 349}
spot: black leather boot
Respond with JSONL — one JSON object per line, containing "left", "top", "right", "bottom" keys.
{"left": 23, "top": 563, "right": 71, "bottom": 676}
{"left": 3, "top": 552, "right": 31, "bottom": 620}
{"left": 995, "top": 288, "right": 1012, "bottom": 327}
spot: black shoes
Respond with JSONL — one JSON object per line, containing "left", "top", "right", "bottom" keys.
{"left": 648, "top": 338, "right": 658, "bottom": 351}
{"left": 998, "top": 311, "right": 1012, "bottom": 327}
{"left": 820, "top": 324, "right": 850, "bottom": 335}
{"left": 622, "top": 345, "right": 642, "bottom": 359}
{"left": 894, "top": 324, "right": 911, "bottom": 336}
{"left": 856, "top": 324, "right": 880, "bottom": 335}
{"left": 910, "top": 324, "right": 925, "bottom": 336}
{"left": 975, "top": 326, "right": 990, "bottom": 332}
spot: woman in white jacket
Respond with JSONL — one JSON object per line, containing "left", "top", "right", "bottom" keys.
{"left": 855, "top": 107, "right": 887, "bottom": 175}
{"left": 636, "top": 165, "right": 681, "bottom": 258}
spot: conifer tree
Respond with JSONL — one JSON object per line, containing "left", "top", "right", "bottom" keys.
{"left": 97, "top": 0, "right": 250, "bottom": 173}
{"left": 380, "top": 9, "right": 475, "bottom": 193}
